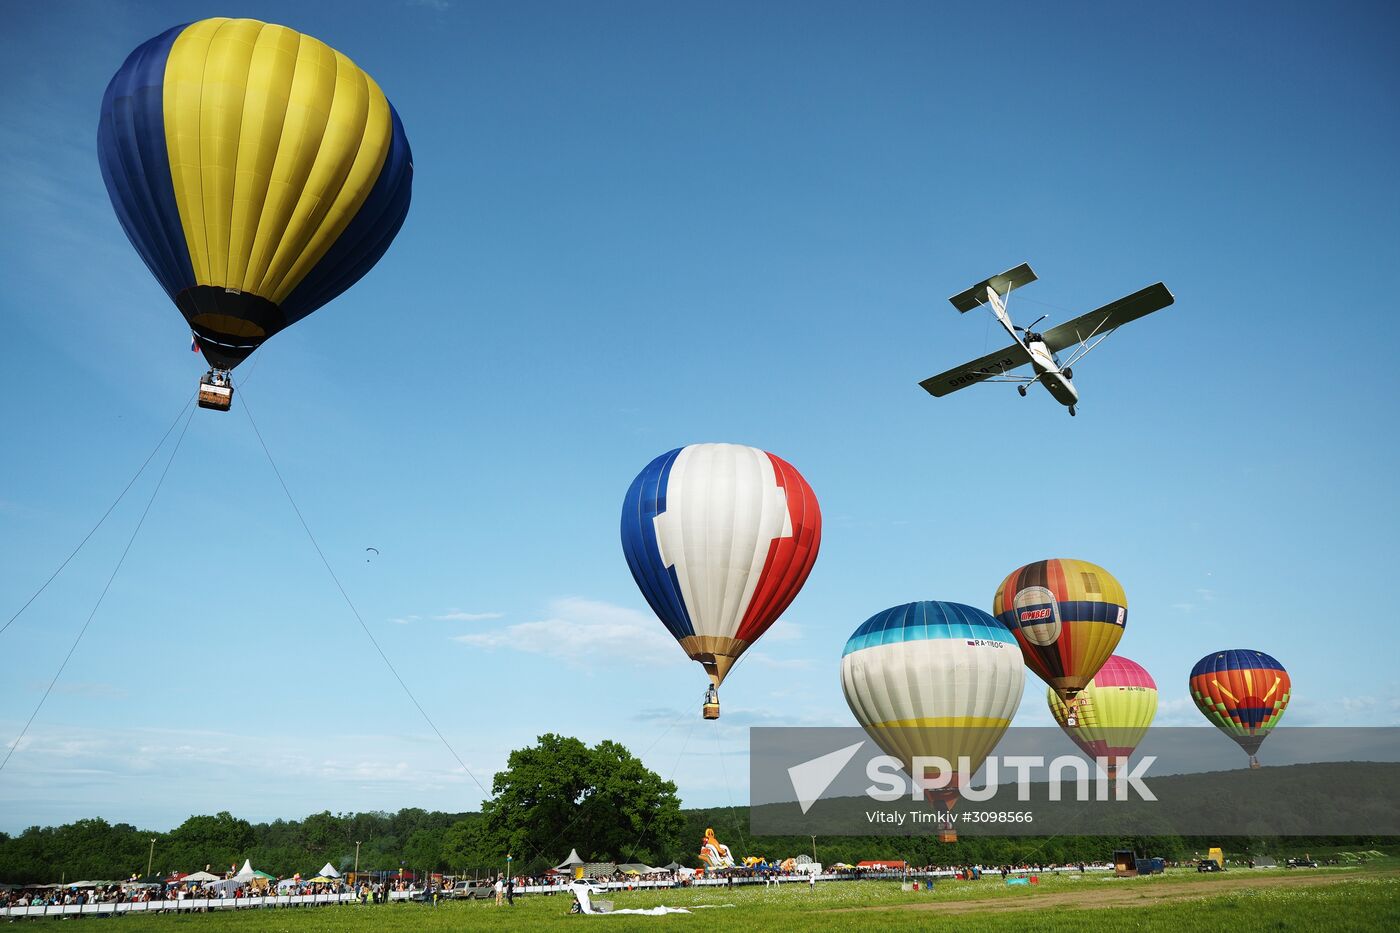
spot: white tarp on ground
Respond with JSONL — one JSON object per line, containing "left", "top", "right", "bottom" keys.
{"left": 569, "top": 881, "right": 692, "bottom": 916}
{"left": 318, "top": 863, "right": 341, "bottom": 878}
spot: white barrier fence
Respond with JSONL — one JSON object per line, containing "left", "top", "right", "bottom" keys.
{"left": 1, "top": 891, "right": 405, "bottom": 919}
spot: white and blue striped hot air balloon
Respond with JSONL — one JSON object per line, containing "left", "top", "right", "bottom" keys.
{"left": 841, "top": 601, "right": 1025, "bottom": 841}
{"left": 621, "top": 444, "right": 821, "bottom": 719}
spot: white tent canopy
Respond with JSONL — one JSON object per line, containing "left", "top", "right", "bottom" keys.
{"left": 553, "top": 849, "right": 585, "bottom": 872}
{"left": 181, "top": 871, "right": 220, "bottom": 883}
{"left": 234, "top": 859, "right": 256, "bottom": 881}
{"left": 318, "top": 863, "right": 341, "bottom": 879}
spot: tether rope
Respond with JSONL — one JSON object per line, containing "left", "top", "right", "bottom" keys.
{"left": 239, "top": 391, "right": 501, "bottom": 818}
{"left": 1, "top": 403, "right": 197, "bottom": 773}
{"left": 621, "top": 712, "right": 700, "bottom": 863}
{"left": 1, "top": 394, "right": 195, "bottom": 638}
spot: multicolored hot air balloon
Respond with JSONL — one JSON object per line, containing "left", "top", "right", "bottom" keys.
{"left": 98, "top": 18, "right": 413, "bottom": 410}
{"left": 841, "top": 601, "right": 1025, "bottom": 842}
{"left": 994, "top": 558, "right": 1127, "bottom": 724}
{"left": 1048, "top": 654, "right": 1157, "bottom": 780}
{"left": 621, "top": 444, "right": 821, "bottom": 719}
{"left": 1190, "top": 650, "right": 1291, "bottom": 769}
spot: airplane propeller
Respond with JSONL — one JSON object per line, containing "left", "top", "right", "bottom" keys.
{"left": 1014, "top": 314, "right": 1048, "bottom": 336}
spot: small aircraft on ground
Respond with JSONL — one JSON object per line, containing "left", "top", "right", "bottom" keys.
{"left": 919, "top": 263, "right": 1173, "bottom": 415}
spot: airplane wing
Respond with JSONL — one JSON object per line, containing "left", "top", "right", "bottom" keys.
{"left": 1041, "top": 283, "right": 1174, "bottom": 352}
{"left": 919, "top": 342, "right": 1032, "bottom": 397}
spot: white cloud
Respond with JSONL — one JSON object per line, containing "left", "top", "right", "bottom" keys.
{"left": 1286, "top": 690, "right": 1400, "bottom": 726}
{"left": 760, "top": 622, "right": 804, "bottom": 643}
{"left": 452, "top": 597, "right": 678, "bottom": 668}
{"left": 743, "top": 652, "right": 813, "bottom": 670}
{"left": 1152, "top": 695, "right": 1205, "bottom": 726}
{"left": 0, "top": 722, "right": 493, "bottom": 831}
{"left": 1170, "top": 588, "right": 1218, "bottom": 615}
{"left": 391, "top": 610, "right": 504, "bottom": 624}
{"left": 433, "top": 610, "right": 504, "bottom": 622}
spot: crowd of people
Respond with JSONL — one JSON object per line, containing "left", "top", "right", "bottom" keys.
{"left": 1, "top": 877, "right": 366, "bottom": 911}
{"left": 4, "top": 859, "right": 1128, "bottom": 913}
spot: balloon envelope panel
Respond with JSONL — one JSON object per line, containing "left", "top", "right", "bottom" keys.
{"left": 98, "top": 17, "right": 413, "bottom": 370}
{"left": 621, "top": 443, "right": 821, "bottom": 686}
{"left": 993, "top": 558, "right": 1127, "bottom": 697}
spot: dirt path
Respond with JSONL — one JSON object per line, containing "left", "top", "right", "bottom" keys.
{"left": 833, "top": 867, "right": 1399, "bottom": 915}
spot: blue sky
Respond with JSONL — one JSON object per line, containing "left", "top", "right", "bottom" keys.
{"left": 1, "top": 0, "right": 1397, "bottom": 833}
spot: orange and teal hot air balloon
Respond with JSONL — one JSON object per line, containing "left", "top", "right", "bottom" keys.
{"left": 98, "top": 18, "right": 413, "bottom": 401}
{"left": 1189, "top": 649, "right": 1290, "bottom": 769}
{"left": 1048, "top": 654, "right": 1157, "bottom": 780}
{"left": 993, "top": 559, "right": 1127, "bottom": 723}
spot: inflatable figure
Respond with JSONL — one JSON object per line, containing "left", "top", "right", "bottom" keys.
{"left": 699, "top": 828, "right": 735, "bottom": 869}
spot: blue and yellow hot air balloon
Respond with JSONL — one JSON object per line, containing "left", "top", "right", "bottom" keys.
{"left": 98, "top": 18, "right": 413, "bottom": 409}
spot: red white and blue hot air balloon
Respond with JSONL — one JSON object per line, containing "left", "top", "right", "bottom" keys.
{"left": 621, "top": 444, "right": 821, "bottom": 719}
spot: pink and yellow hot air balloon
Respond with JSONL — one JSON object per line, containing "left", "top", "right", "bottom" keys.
{"left": 994, "top": 558, "right": 1127, "bottom": 725}
{"left": 1048, "top": 654, "right": 1157, "bottom": 781}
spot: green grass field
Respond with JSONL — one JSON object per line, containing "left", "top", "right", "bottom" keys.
{"left": 73, "top": 861, "right": 1400, "bottom": 932}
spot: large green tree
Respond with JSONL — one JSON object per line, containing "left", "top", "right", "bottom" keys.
{"left": 480, "top": 734, "right": 684, "bottom": 873}
{"left": 163, "top": 812, "right": 255, "bottom": 875}
{"left": 439, "top": 817, "right": 496, "bottom": 874}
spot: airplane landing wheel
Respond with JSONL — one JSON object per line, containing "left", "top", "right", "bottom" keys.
{"left": 1068, "top": 406, "right": 1077, "bottom": 417}
{"left": 1063, "top": 367, "right": 1073, "bottom": 379}
{"left": 1017, "top": 385, "right": 1027, "bottom": 397}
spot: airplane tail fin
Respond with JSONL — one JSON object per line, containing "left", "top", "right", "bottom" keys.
{"left": 948, "top": 263, "right": 1038, "bottom": 313}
